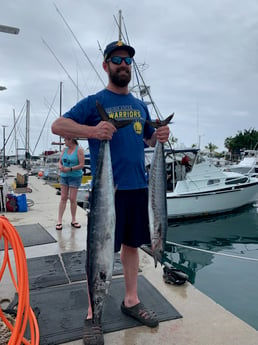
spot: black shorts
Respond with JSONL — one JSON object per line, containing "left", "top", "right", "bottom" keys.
{"left": 114, "top": 188, "right": 151, "bottom": 252}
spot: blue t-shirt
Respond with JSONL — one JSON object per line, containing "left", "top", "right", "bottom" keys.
{"left": 63, "top": 89, "right": 154, "bottom": 190}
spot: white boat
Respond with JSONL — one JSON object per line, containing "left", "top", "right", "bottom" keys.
{"left": 77, "top": 181, "right": 91, "bottom": 209}
{"left": 223, "top": 150, "right": 258, "bottom": 178}
{"left": 165, "top": 149, "right": 258, "bottom": 219}
{"left": 77, "top": 148, "right": 258, "bottom": 218}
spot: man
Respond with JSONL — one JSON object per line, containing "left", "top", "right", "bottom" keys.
{"left": 52, "top": 40, "right": 170, "bottom": 345}
{"left": 181, "top": 155, "right": 191, "bottom": 172}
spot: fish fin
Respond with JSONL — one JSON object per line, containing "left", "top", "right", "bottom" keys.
{"left": 146, "top": 113, "right": 175, "bottom": 128}
{"left": 96, "top": 100, "right": 109, "bottom": 121}
{"left": 114, "top": 119, "right": 134, "bottom": 129}
{"left": 96, "top": 100, "right": 133, "bottom": 129}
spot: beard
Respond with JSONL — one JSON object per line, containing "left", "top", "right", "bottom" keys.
{"left": 108, "top": 66, "right": 131, "bottom": 87}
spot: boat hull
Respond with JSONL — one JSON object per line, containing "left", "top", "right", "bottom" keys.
{"left": 167, "top": 181, "right": 258, "bottom": 219}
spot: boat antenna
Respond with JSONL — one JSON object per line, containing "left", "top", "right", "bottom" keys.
{"left": 54, "top": 3, "right": 106, "bottom": 87}
{"left": 118, "top": 9, "right": 122, "bottom": 40}
{"left": 114, "top": 11, "right": 175, "bottom": 152}
{"left": 114, "top": 12, "right": 163, "bottom": 120}
{"left": 113, "top": 13, "right": 142, "bottom": 98}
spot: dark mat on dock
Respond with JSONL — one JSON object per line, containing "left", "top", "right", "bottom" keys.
{"left": 61, "top": 250, "right": 124, "bottom": 282}
{"left": 26, "top": 251, "right": 124, "bottom": 289}
{"left": 27, "top": 255, "right": 69, "bottom": 290}
{"left": 60, "top": 250, "right": 87, "bottom": 282}
{"left": 28, "top": 275, "right": 182, "bottom": 345}
{"left": 0, "top": 223, "right": 57, "bottom": 250}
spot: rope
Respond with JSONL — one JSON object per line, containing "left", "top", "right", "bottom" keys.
{"left": 0, "top": 216, "right": 39, "bottom": 345}
{"left": 167, "top": 240, "right": 258, "bottom": 262}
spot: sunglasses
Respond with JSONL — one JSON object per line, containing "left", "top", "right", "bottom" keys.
{"left": 106, "top": 56, "right": 132, "bottom": 65}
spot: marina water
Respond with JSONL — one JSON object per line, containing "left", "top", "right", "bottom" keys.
{"left": 165, "top": 203, "right": 258, "bottom": 330}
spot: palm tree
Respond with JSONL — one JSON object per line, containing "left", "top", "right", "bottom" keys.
{"left": 205, "top": 142, "right": 218, "bottom": 153}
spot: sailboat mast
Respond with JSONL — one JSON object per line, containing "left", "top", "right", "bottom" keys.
{"left": 59, "top": 81, "right": 62, "bottom": 152}
{"left": 13, "top": 108, "right": 18, "bottom": 163}
{"left": 25, "top": 99, "right": 30, "bottom": 158}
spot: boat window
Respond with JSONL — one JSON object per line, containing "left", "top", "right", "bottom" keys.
{"left": 225, "top": 177, "right": 248, "bottom": 185}
{"left": 207, "top": 179, "right": 220, "bottom": 185}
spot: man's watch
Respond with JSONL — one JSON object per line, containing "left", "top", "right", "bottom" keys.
{"left": 70, "top": 167, "right": 72, "bottom": 172}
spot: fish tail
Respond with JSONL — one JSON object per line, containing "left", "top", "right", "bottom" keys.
{"left": 96, "top": 100, "right": 133, "bottom": 129}
{"left": 146, "top": 113, "right": 174, "bottom": 128}
{"left": 154, "top": 256, "right": 158, "bottom": 268}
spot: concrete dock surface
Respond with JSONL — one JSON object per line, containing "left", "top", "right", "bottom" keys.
{"left": 1, "top": 165, "right": 257, "bottom": 345}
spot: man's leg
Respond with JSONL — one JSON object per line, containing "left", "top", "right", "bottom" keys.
{"left": 120, "top": 244, "right": 140, "bottom": 307}
{"left": 120, "top": 244, "right": 159, "bottom": 328}
{"left": 86, "top": 282, "right": 92, "bottom": 319}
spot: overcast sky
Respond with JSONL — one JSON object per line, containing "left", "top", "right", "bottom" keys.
{"left": 1, "top": 0, "right": 258, "bottom": 156}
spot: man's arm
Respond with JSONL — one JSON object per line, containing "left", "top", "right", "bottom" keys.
{"left": 51, "top": 117, "right": 116, "bottom": 140}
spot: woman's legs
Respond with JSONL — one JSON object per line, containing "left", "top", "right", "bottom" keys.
{"left": 57, "top": 184, "right": 69, "bottom": 224}
{"left": 69, "top": 187, "right": 79, "bottom": 224}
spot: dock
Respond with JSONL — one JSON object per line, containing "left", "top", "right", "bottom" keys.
{"left": 1, "top": 165, "right": 257, "bottom": 345}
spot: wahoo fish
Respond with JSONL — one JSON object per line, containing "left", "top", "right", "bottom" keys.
{"left": 86, "top": 101, "right": 132, "bottom": 324}
{"left": 146, "top": 114, "right": 174, "bottom": 267}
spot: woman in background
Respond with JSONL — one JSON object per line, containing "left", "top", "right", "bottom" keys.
{"left": 56, "top": 138, "right": 84, "bottom": 230}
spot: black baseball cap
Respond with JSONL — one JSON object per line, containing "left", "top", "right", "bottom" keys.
{"left": 104, "top": 40, "right": 135, "bottom": 61}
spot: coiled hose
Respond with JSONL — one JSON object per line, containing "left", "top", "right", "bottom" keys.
{"left": 0, "top": 216, "right": 39, "bottom": 345}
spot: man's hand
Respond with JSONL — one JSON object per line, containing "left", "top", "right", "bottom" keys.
{"left": 93, "top": 121, "right": 117, "bottom": 140}
{"left": 155, "top": 125, "right": 170, "bottom": 143}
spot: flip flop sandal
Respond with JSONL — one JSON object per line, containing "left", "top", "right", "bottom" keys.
{"left": 71, "top": 222, "right": 81, "bottom": 228}
{"left": 56, "top": 224, "right": 62, "bottom": 230}
{"left": 121, "top": 301, "right": 159, "bottom": 328}
{"left": 82, "top": 319, "right": 104, "bottom": 345}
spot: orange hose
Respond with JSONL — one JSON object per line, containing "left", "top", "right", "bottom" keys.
{"left": 0, "top": 216, "right": 40, "bottom": 345}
